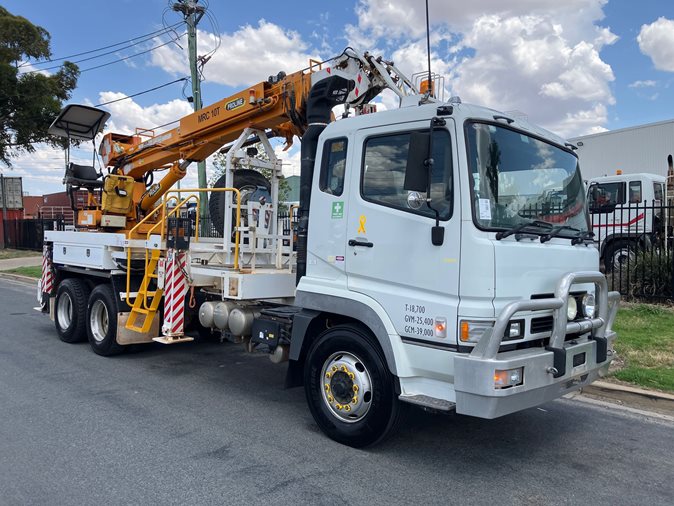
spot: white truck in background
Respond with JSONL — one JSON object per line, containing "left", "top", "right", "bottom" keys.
{"left": 586, "top": 173, "right": 665, "bottom": 271}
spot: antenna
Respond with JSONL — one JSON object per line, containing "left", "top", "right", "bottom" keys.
{"left": 425, "top": 0, "right": 432, "bottom": 98}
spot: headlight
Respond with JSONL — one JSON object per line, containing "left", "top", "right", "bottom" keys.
{"left": 567, "top": 297, "right": 578, "bottom": 321}
{"left": 494, "top": 367, "right": 524, "bottom": 389}
{"left": 582, "top": 293, "right": 596, "bottom": 318}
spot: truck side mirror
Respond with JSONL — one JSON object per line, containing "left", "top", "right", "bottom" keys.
{"left": 404, "top": 129, "right": 445, "bottom": 246}
{"left": 404, "top": 132, "right": 430, "bottom": 192}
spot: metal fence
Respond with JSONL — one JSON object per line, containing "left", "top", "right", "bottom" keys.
{"left": 590, "top": 200, "right": 673, "bottom": 302}
{"left": 3, "top": 217, "right": 65, "bottom": 251}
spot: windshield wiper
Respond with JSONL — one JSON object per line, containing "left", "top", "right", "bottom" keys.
{"left": 540, "top": 225, "right": 581, "bottom": 243}
{"left": 571, "top": 230, "right": 595, "bottom": 245}
{"left": 495, "top": 220, "right": 553, "bottom": 240}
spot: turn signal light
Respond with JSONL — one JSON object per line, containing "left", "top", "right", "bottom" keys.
{"left": 434, "top": 318, "right": 447, "bottom": 338}
{"left": 459, "top": 320, "right": 494, "bottom": 343}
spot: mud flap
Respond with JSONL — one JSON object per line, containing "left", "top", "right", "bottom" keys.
{"left": 116, "top": 312, "right": 160, "bottom": 345}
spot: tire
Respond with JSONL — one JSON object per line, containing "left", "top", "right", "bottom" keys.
{"left": 209, "top": 169, "right": 271, "bottom": 233}
{"left": 54, "top": 278, "right": 91, "bottom": 343}
{"left": 604, "top": 240, "right": 635, "bottom": 272}
{"left": 304, "top": 324, "right": 404, "bottom": 448}
{"left": 86, "top": 283, "right": 124, "bottom": 356}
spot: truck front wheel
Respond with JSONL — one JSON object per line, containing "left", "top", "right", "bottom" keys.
{"left": 86, "top": 284, "right": 123, "bottom": 356}
{"left": 54, "top": 278, "right": 91, "bottom": 343}
{"left": 604, "top": 239, "right": 636, "bottom": 272}
{"left": 304, "top": 324, "right": 403, "bottom": 448}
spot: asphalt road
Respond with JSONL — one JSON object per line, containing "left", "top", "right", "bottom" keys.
{"left": 1, "top": 278, "right": 673, "bottom": 506}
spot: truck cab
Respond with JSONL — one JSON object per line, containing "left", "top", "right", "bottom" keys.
{"left": 295, "top": 98, "right": 618, "bottom": 430}
{"left": 586, "top": 173, "right": 665, "bottom": 271}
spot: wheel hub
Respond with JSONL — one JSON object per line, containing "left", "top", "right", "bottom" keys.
{"left": 90, "top": 300, "right": 109, "bottom": 343}
{"left": 320, "top": 352, "right": 372, "bottom": 423}
{"left": 330, "top": 371, "right": 354, "bottom": 404}
{"left": 57, "top": 292, "right": 73, "bottom": 329}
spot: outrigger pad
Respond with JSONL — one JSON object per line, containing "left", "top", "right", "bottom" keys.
{"left": 48, "top": 104, "right": 110, "bottom": 140}
{"left": 152, "top": 336, "right": 195, "bottom": 345}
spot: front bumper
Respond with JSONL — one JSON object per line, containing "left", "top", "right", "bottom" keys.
{"left": 454, "top": 271, "right": 620, "bottom": 419}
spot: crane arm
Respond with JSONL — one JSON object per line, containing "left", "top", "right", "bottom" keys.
{"left": 99, "top": 49, "right": 417, "bottom": 183}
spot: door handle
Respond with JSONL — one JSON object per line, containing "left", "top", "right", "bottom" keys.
{"left": 348, "top": 239, "right": 374, "bottom": 248}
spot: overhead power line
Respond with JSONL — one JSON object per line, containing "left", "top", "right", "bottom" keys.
{"left": 19, "top": 32, "right": 186, "bottom": 75}
{"left": 22, "top": 21, "right": 185, "bottom": 67}
{"left": 24, "top": 27, "right": 184, "bottom": 73}
{"left": 94, "top": 77, "right": 189, "bottom": 107}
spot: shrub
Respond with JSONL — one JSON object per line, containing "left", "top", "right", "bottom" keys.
{"left": 626, "top": 251, "right": 672, "bottom": 300}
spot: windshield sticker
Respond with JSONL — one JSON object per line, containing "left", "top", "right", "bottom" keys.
{"left": 520, "top": 134, "right": 529, "bottom": 143}
{"left": 479, "top": 199, "right": 492, "bottom": 220}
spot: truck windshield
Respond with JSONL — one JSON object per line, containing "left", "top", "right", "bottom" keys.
{"left": 465, "top": 121, "right": 589, "bottom": 235}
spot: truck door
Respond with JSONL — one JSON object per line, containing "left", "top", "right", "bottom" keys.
{"left": 587, "top": 181, "right": 625, "bottom": 245}
{"left": 345, "top": 120, "right": 461, "bottom": 345}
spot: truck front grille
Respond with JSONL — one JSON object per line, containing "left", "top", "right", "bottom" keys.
{"left": 531, "top": 316, "right": 553, "bottom": 334}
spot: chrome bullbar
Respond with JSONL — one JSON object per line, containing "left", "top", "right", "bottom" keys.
{"left": 454, "top": 271, "right": 620, "bottom": 419}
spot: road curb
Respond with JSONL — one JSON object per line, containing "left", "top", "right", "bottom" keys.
{"left": 0, "top": 272, "right": 39, "bottom": 284}
{"left": 582, "top": 381, "right": 674, "bottom": 416}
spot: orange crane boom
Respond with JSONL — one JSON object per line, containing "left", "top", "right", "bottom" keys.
{"left": 68, "top": 49, "right": 418, "bottom": 221}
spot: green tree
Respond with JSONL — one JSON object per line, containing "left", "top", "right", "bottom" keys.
{"left": 0, "top": 6, "right": 79, "bottom": 166}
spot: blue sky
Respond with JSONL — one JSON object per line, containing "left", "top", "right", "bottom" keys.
{"left": 3, "top": 0, "right": 674, "bottom": 195}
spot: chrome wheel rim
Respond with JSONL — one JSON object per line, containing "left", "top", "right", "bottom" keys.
{"left": 320, "top": 351, "right": 373, "bottom": 423}
{"left": 612, "top": 248, "right": 633, "bottom": 270}
{"left": 57, "top": 292, "right": 73, "bottom": 329}
{"left": 90, "top": 300, "right": 109, "bottom": 343}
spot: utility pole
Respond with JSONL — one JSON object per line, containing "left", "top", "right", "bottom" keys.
{"left": 172, "top": 0, "right": 208, "bottom": 218}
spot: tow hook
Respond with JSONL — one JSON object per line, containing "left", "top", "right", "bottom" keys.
{"left": 546, "top": 366, "right": 558, "bottom": 375}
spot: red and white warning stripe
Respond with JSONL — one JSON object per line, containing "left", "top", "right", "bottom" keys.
{"left": 40, "top": 244, "right": 54, "bottom": 296}
{"left": 161, "top": 250, "right": 189, "bottom": 336}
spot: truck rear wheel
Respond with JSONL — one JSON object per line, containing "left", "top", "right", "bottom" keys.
{"left": 54, "top": 278, "right": 91, "bottom": 343}
{"left": 304, "top": 324, "right": 403, "bottom": 448}
{"left": 86, "top": 283, "right": 123, "bottom": 356}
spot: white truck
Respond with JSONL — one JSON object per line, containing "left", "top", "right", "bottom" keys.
{"left": 39, "top": 48, "right": 619, "bottom": 447}
{"left": 586, "top": 173, "right": 666, "bottom": 271}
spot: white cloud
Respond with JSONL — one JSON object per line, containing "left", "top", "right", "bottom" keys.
{"left": 349, "top": 0, "right": 609, "bottom": 39}
{"left": 274, "top": 142, "right": 301, "bottom": 177}
{"left": 98, "top": 93, "right": 193, "bottom": 135}
{"left": 629, "top": 80, "right": 657, "bottom": 88}
{"left": 150, "top": 20, "right": 317, "bottom": 87}
{"left": 348, "top": 0, "right": 617, "bottom": 136}
{"left": 638, "top": 17, "right": 674, "bottom": 72}
{"left": 4, "top": 143, "right": 85, "bottom": 196}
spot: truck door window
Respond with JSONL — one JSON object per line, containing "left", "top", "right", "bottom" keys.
{"left": 588, "top": 182, "right": 624, "bottom": 212}
{"left": 361, "top": 130, "right": 452, "bottom": 220}
{"left": 628, "top": 181, "right": 642, "bottom": 203}
{"left": 654, "top": 182, "right": 664, "bottom": 203}
{"left": 319, "top": 138, "right": 348, "bottom": 196}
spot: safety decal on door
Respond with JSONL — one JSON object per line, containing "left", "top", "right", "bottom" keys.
{"left": 331, "top": 201, "right": 344, "bottom": 219}
{"left": 357, "top": 215, "right": 367, "bottom": 234}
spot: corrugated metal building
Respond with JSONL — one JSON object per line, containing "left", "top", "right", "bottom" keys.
{"left": 569, "top": 119, "right": 674, "bottom": 180}
{"left": 0, "top": 176, "right": 23, "bottom": 209}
